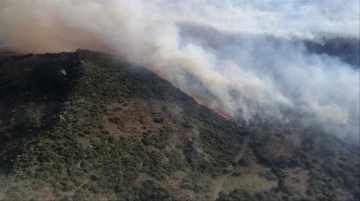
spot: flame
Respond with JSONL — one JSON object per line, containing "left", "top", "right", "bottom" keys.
{"left": 151, "top": 69, "right": 164, "bottom": 79}
{"left": 192, "top": 96, "right": 204, "bottom": 105}
{"left": 190, "top": 95, "right": 230, "bottom": 120}
{"left": 145, "top": 65, "right": 230, "bottom": 120}
{"left": 107, "top": 50, "right": 230, "bottom": 120}
{"left": 211, "top": 107, "right": 231, "bottom": 120}
{"left": 107, "top": 50, "right": 164, "bottom": 79}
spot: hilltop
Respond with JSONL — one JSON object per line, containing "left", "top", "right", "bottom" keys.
{"left": 0, "top": 50, "right": 358, "bottom": 201}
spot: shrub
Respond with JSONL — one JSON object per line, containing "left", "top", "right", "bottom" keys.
{"left": 259, "top": 170, "right": 277, "bottom": 181}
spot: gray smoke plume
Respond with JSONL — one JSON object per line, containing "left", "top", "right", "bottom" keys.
{"left": 0, "top": 0, "right": 359, "bottom": 140}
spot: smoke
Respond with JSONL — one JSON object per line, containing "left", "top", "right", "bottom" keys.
{"left": 0, "top": 0, "right": 359, "bottom": 140}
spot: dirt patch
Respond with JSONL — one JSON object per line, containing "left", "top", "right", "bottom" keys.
{"left": 285, "top": 133, "right": 302, "bottom": 147}
{"left": 77, "top": 136, "right": 92, "bottom": 147}
{"left": 103, "top": 115, "right": 125, "bottom": 136}
{"left": 105, "top": 100, "right": 169, "bottom": 137}
{"left": 334, "top": 188, "right": 348, "bottom": 201}
{"left": 212, "top": 175, "right": 227, "bottom": 200}
{"left": 33, "top": 186, "right": 56, "bottom": 201}
{"left": 211, "top": 136, "right": 250, "bottom": 200}
{"left": 223, "top": 174, "right": 277, "bottom": 193}
{"left": 269, "top": 138, "right": 301, "bottom": 157}
{"left": 164, "top": 172, "right": 195, "bottom": 201}
{"left": 104, "top": 99, "right": 193, "bottom": 147}
{"left": 286, "top": 168, "right": 309, "bottom": 194}
{"left": 135, "top": 173, "right": 154, "bottom": 187}
{"left": 0, "top": 191, "right": 5, "bottom": 201}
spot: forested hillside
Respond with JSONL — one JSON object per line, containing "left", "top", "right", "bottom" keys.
{"left": 0, "top": 50, "right": 358, "bottom": 201}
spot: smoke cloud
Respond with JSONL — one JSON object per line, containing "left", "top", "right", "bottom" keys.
{"left": 0, "top": 0, "right": 359, "bottom": 140}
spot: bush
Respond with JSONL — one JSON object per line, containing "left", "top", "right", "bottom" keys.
{"left": 153, "top": 113, "right": 164, "bottom": 123}
{"left": 271, "top": 167, "right": 286, "bottom": 179}
{"left": 180, "top": 174, "right": 211, "bottom": 193}
{"left": 238, "top": 157, "right": 251, "bottom": 167}
{"left": 108, "top": 116, "right": 122, "bottom": 125}
{"left": 259, "top": 170, "right": 277, "bottom": 181}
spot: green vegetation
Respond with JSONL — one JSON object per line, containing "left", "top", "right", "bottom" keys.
{"left": 217, "top": 188, "right": 280, "bottom": 201}
{"left": 180, "top": 173, "right": 211, "bottom": 193}
{"left": 0, "top": 50, "right": 358, "bottom": 201}
{"left": 0, "top": 50, "right": 248, "bottom": 201}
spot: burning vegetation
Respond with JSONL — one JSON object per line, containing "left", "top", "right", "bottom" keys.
{"left": 109, "top": 50, "right": 231, "bottom": 121}
{"left": 191, "top": 95, "right": 230, "bottom": 120}
{"left": 0, "top": 50, "right": 359, "bottom": 201}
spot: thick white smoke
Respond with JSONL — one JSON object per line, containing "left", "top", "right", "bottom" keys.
{"left": 0, "top": 0, "right": 359, "bottom": 140}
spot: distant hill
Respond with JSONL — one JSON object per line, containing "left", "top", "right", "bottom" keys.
{"left": 304, "top": 37, "right": 360, "bottom": 68}
{"left": 0, "top": 50, "right": 358, "bottom": 201}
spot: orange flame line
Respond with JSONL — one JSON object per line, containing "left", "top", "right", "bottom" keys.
{"left": 108, "top": 50, "right": 164, "bottom": 79}
{"left": 146, "top": 67, "right": 230, "bottom": 120}
{"left": 190, "top": 95, "right": 230, "bottom": 120}
{"left": 151, "top": 69, "right": 164, "bottom": 79}
{"left": 107, "top": 50, "right": 230, "bottom": 120}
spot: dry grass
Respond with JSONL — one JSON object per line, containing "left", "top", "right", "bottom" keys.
{"left": 285, "top": 168, "right": 309, "bottom": 194}
{"left": 0, "top": 191, "right": 5, "bottom": 201}
{"left": 103, "top": 99, "right": 195, "bottom": 147}
{"left": 222, "top": 173, "right": 277, "bottom": 193}
{"left": 285, "top": 133, "right": 302, "bottom": 147}
{"left": 267, "top": 138, "right": 301, "bottom": 158}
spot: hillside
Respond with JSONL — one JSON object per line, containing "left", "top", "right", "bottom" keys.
{"left": 0, "top": 50, "right": 359, "bottom": 201}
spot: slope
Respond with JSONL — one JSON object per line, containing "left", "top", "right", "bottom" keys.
{"left": 0, "top": 50, "right": 247, "bottom": 201}
{"left": 0, "top": 50, "right": 358, "bottom": 201}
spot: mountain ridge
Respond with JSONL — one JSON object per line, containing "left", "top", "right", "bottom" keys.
{"left": 0, "top": 50, "right": 358, "bottom": 201}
